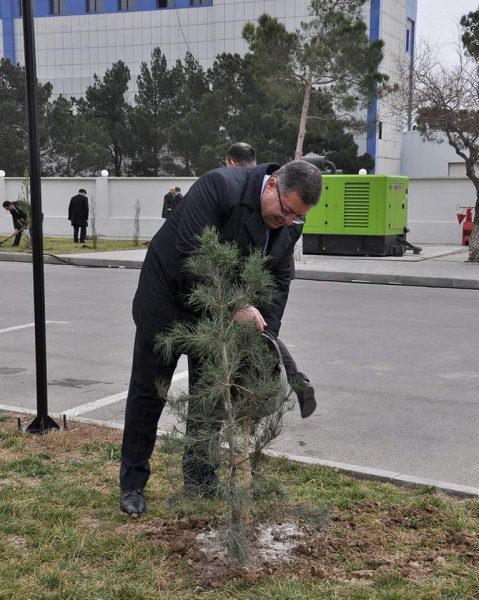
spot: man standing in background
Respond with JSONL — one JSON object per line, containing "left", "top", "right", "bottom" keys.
{"left": 162, "top": 187, "right": 176, "bottom": 219}
{"left": 225, "top": 142, "right": 257, "bottom": 167}
{"left": 174, "top": 186, "right": 183, "bottom": 206}
{"left": 68, "top": 189, "right": 89, "bottom": 244}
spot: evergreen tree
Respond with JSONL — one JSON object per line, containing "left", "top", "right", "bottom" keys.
{"left": 0, "top": 58, "right": 52, "bottom": 176}
{"left": 47, "top": 95, "right": 110, "bottom": 176}
{"left": 207, "top": 51, "right": 298, "bottom": 165}
{"left": 155, "top": 228, "right": 294, "bottom": 563}
{"left": 129, "top": 48, "right": 176, "bottom": 175}
{"left": 77, "top": 61, "right": 132, "bottom": 176}
{"left": 461, "top": 9, "right": 479, "bottom": 61}
{"left": 168, "top": 53, "right": 214, "bottom": 174}
{"left": 243, "top": 1, "right": 389, "bottom": 160}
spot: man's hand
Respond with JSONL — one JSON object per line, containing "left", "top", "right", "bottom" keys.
{"left": 233, "top": 305, "right": 267, "bottom": 332}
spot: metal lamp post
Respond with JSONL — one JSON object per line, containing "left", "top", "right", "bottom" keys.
{"left": 21, "top": 0, "right": 59, "bottom": 434}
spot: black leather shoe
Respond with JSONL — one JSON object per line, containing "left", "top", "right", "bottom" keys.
{"left": 120, "top": 488, "right": 146, "bottom": 516}
{"left": 297, "top": 380, "right": 317, "bottom": 418}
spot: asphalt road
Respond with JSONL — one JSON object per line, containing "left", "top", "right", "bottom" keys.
{"left": 1, "top": 261, "right": 478, "bottom": 489}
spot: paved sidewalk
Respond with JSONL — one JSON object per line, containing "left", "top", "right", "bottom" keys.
{"left": 1, "top": 243, "right": 477, "bottom": 289}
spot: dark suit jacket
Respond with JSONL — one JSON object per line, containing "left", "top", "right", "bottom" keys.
{"left": 162, "top": 192, "right": 175, "bottom": 219}
{"left": 133, "top": 164, "right": 301, "bottom": 341}
{"left": 173, "top": 192, "right": 183, "bottom": 206}
{"left": 10, "top": 202, "right": 27, "bottom": 230}
{"left": 68, "top": 194, "right": 89, "bottom": 226}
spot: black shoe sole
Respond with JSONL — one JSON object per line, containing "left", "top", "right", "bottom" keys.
{"left": 121, "top": 507, "right": 145, "bottom": 517}
{"left": 300, "top": 386, "right": 317, "bottom": 419}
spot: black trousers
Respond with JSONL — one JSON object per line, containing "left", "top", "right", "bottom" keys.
{"left": 73, "top": 225, "right": 86, "bottom": 243}
{"left": 12, "top": 231, "right": 23, "bottom": 246}
{"left": 120, "top": 330, "right": 179, "bottom": 489}
{"left": 120, "top": 329, "right": 222, "bottom": 490}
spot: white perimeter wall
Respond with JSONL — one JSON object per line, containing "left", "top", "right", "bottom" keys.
{"left": 1, "top": 175, "right": 474, "bottom": 245}
{"left": 0, "top": 176, "right": 195, "bottom": 240}
{"left": 407, "top": 178, "right": 473, "bottom": 245}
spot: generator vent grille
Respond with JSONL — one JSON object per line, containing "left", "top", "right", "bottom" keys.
{"left": 343, "top": 182, "right": 370, "bottom": 228}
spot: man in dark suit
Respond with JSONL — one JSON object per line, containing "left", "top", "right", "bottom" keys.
{"left": 225, "top": 142, "right": 257, "bottom": 167}
{"left": 120, "top": 160, "right": 322, "bottom": 516}
{"left": 2, "top": 201, "right": 27, "bottom": 246}
{"left": 162, "top": 187, "right": 176, "bottom": 219}
{"left": 224, "top": 143, "right": 317, "bottom": 420}
{"left": 173, "top": 186, "right": 183, "bottom": 205}
{"left": 68, "top": 189, "right": 89, "bottom": 244}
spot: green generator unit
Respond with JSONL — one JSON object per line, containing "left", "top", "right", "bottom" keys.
{"left": 303, "top": 174, "right": 410, "bottom": 256}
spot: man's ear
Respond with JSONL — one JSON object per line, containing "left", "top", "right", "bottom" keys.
{"left": 266, "top": 176, "right": 276, "bottom": 190}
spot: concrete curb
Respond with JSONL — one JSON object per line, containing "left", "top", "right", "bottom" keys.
{"left": 0, "top": 252, "right": 143, "bottom": 269}
{"left": 3, "top": 407, "right": 478, "bottom": 499}
{"left": 295, "top": 268, "right": 479, "bottom": 290}
{"left": 3, "top": 251, "right": 479, "bottom": 288}
{"left": 265, "top": 450, "right": 479, "bottom": 499}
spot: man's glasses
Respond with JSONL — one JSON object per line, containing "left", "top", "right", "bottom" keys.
{"left": 275, "top": 182, "right": 306, "bottom": 225}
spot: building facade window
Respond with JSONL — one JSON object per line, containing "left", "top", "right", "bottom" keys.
{"left": 405, "top": 18, "right": 414, "bottom": 54}
{"left": 158, "top": 0, "right": 175, "bottom": 7}
{"left": 190, "top": 0, "right": 209, "bottom": 6}
{"left": 50, "top": 0, "right": 65, "bottom": 15}
{"left": 119, "top": 0, "right": 133, "bottom": 10}
{"left": 87, "top": 0, "right": 102, "bottom": 12}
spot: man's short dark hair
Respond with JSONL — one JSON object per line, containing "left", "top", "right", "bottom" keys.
{"left": 272, "top": 160, "right": 322, "bottom": 206}
{"left": 174, "top": 187, "right": 181, "bottom": 193}
{"left": 79, "top": 188, "right": 87, "bottom": 194}
{"left": 226, "top": 142, "right": 256, "bottom": 166}
{"left": 2, "top": 201, "right": 12, "bottom": 208}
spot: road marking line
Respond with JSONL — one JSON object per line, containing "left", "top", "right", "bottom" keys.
{"left": 63, "top": 392, "right": 127, "bottom": 417}
{"left": 0, "top": 321, "right": 69, "bottom": 334}
{"left": 63, "top": 369, "right": 189, "bottom": 417}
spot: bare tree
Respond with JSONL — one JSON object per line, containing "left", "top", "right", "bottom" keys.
{"left": 133, "top": 199, "right": 141, "bottom": 246}
{"left": 391, "top": 41, "right": 479, "bottom": 261}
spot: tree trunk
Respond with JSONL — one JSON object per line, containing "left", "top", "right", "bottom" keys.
{"left": 293, "top": 75, "right": 313, "bottom": 261}
{"left": 294, "top": 74, "right": 313, "bottom": 161}
{"left": 222, "top": 342, "right": 236, "bottom": 474}
{"left": 240, "top": 417, "right": 251, "bottom": 526}
{"left": 468, "top": 192, "right": 479, "bottom": 262}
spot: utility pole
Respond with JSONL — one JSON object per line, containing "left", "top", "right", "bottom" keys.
{"left": 21, "top": 0, "right": 59, "bottom": 434}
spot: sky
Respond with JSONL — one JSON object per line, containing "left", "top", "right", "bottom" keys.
{"left": 415, "top": 0, "right": 479, "bottom": 65}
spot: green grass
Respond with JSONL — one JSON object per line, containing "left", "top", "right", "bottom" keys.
{"left": 0, "top": 414, "right": 478, "bottom": 599}
{"left": 0, "top": 236, "right": 148, "bottom": 254}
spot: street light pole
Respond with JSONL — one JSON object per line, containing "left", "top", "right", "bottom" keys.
{"left": 21, "top": 0, "right": 59, "bottom": 434}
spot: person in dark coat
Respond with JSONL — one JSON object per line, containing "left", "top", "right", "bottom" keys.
{"left": 173, "top": 186, "right": 183, "bottom": 206}
{"left": 162, "top": 187, "right": 176, "bottom": 219}
{"left": 225, "top": 142, "right": 257, "bottom": 167}
{"left": 68, "top": 189, "right": 89, "bottom": 244}
{"left": 2, "top": 201, "right": 27, "bottom": 246}
{"left": 119, "top": 160, "right": 323, "bottom": 516}
{"left": 223, "top": 143, "right": 317, "bottom": 419}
